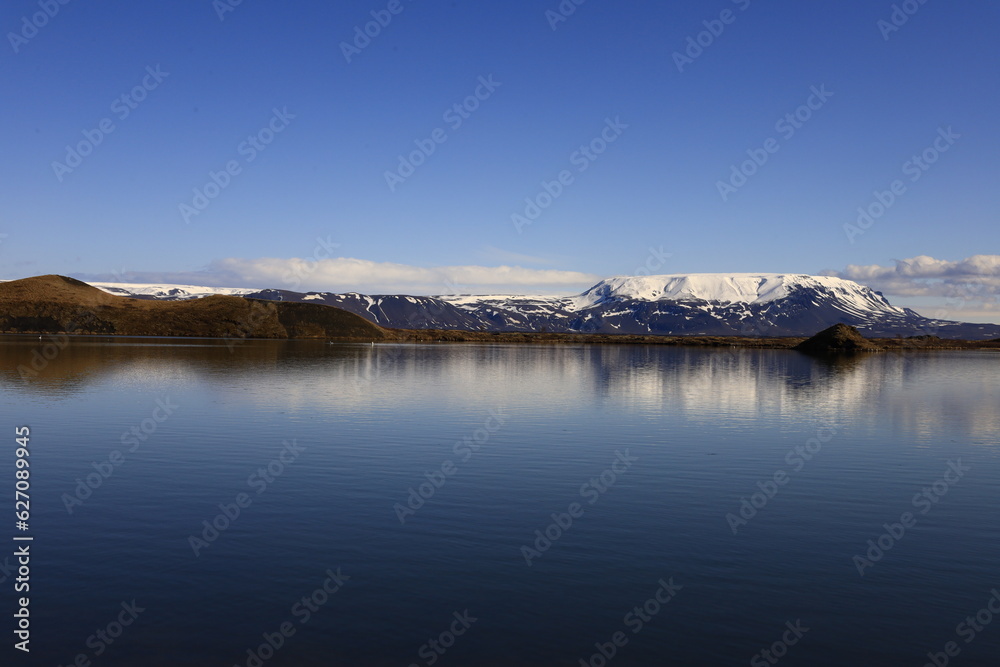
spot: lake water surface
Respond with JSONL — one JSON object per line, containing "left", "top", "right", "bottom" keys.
{"left": 1, "top": 337, "right": 998, "bottom": 666}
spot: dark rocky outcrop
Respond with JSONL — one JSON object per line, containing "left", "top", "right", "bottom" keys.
{"left": 794, "top": 324, "right": 877, "bottom": 353}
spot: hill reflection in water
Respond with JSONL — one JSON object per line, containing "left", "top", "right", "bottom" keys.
{"left": 3, "top": 335, "right": 997, "bottom": 445}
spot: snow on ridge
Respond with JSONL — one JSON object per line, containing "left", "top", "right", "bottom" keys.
{"left": 426, "top": 274, "right": 905, "bottom": 318}
{"left": 573, "top": 273, "right": 889, "bottom": 309}
{"left": 437, "top": 294, "right": 562, "bottom": 306}
{"left": 91, "top": 282, "right": 257, "bottom": 300}
{"left": 86, "top": 273, "right": 906, "bottom": 318}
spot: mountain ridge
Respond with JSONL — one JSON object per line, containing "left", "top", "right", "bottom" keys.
{"left": 75, "top": 273, "right": 1000, "bottom": 340}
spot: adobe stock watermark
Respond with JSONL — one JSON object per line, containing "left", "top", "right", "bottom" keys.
{"left": 922, "top": 588, "right": 1000, "bottom": 667}
{"left": 51, "top": 65, "right": 170, "bottom": 182}
{"left": 352, "top": 276, "right": 467, "bottom": 381}
{"left": 204, "top": 234, "right": 342, "bottom": 350}
{"left": 577, "top": 577, "right": 682, "bottom": 667}
{"left": 673, "top": 0, "right": 752, "bottom": 72}
{"left": 0, "top": 556, "right": 15, "bottom": 586}
{"left": 909, "top": 280, "right": 1000, "bottom": 338}
{"left": 317, "top": 276, "right": 468, "bottom": 373}
{"left": 511, "top": 117, "right": 628, "bottom": 234}
{"left": 878, "top": 283, "right": 996, "bottom": 351}
{"left": 407, "top": 610, "right": 477, "bottom": 667}
{"left": 843, "top": 126, "right": 959, "bottom": 244}
{"left": 231, "top": 568, "right": 349, "bottom": 667}
{"left": 353, "top": 279, "right": 465, "bottom": 350}
{"left": 545, "top": 0, "right": 588, "bottom": 31}
{"left": 384, "top": 75, "right": 502, "bottom": 192}
{"left": 716, "top": 84, "right": 834, "bottom": 202}
{"left": 340, "top": 0, "right": 415, "bottom": 63}
{"left": 632, "top": 246, "right": 672, "bottom": 277}
{"left": 222, "top": 300, "right": 277, "bottom": 352}
{"left": 878, "top": 0, "right": 932, "bottom": 41}
{"left": 108, "top": 265, "right": 136, "bottom": 284}
{"left": 61, "top": 397, "right": 179, "bottom": 514}
{"left": 213, "top": 0, "right": 246, "bottom": 22}
{"left": 16, "top": 331, "right": 72, "bottom": 379}
{"left": 750, "top": 620, "right": 810, "bottom": 667}
{"left": 179, "top": 107, "right": 295, "bottom": 224}
{"left": 215, "top": 232, "right": 350, "bottom": 346}
{"left": 726, "top": 423, "right": 838, "bottom": 534}
{"left": 279, "top": 236, "right": 342, "bottom": 291}
{"left": 7, "top": 0, "right": 73, "bottom": 54}
{"left": 393, "top": 408, "right": 508, "bottom": 524}
{"left": 520, "top": 449, "right": 638, "bottom": 566}
{"left": 187, "top": 439, "right": 306, "bottom": 556}
{"left": 56, "top": 600, "right": 145, "bottom": 666}
{"left": 852, "top": 459, "right": 970, "bottom": 577}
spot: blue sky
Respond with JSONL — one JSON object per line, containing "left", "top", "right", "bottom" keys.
{"left": 2, "top": 1, "right": 998, "bottom": 320}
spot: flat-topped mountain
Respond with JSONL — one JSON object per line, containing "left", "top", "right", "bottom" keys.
{"left": 569, "top": 274, "right": 903, "bottom": 310}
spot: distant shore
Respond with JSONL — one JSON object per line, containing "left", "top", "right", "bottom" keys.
{"left": 4, "top": 329, "right": 999, "bottom": 352}
{"left": 388, "top": 329, "right": 1000, "bottom": 350}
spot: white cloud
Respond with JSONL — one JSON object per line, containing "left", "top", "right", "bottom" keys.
{"left": 823, "top": 255, "right": 1000, "bottom": 322}
{"left": 79, "top": 257, "right": 602, "bottom": 296}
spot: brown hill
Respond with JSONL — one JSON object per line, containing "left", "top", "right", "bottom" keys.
{"left": 794, "top": 323, "right": 877, "bottom": 353}
{"left": 0, "top": 275, "right": 119, "bottom": 306}
{"left": 0, "top": 275, "right": 390, "bottom": 340}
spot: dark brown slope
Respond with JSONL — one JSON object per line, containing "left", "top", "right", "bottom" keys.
{"left": 0, "top": 275, "right": 391, "bottom": 340}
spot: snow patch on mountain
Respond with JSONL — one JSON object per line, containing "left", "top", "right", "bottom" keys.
{"left": 91, "top": 282, "right": 257, "bottom": 300}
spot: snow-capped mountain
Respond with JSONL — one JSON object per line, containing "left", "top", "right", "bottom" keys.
{"left": 568, "top": 274, "right": 905, "bottom": 311}
{"left": 432, "top": 273, "right": 926, "bottom": 337}
{"left": 89, "top": 274, "right": 1000, "bottom": 339}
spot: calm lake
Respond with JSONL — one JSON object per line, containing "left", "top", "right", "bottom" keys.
{"left": 1, "top": 336, "right": 998, "bottom": 666}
